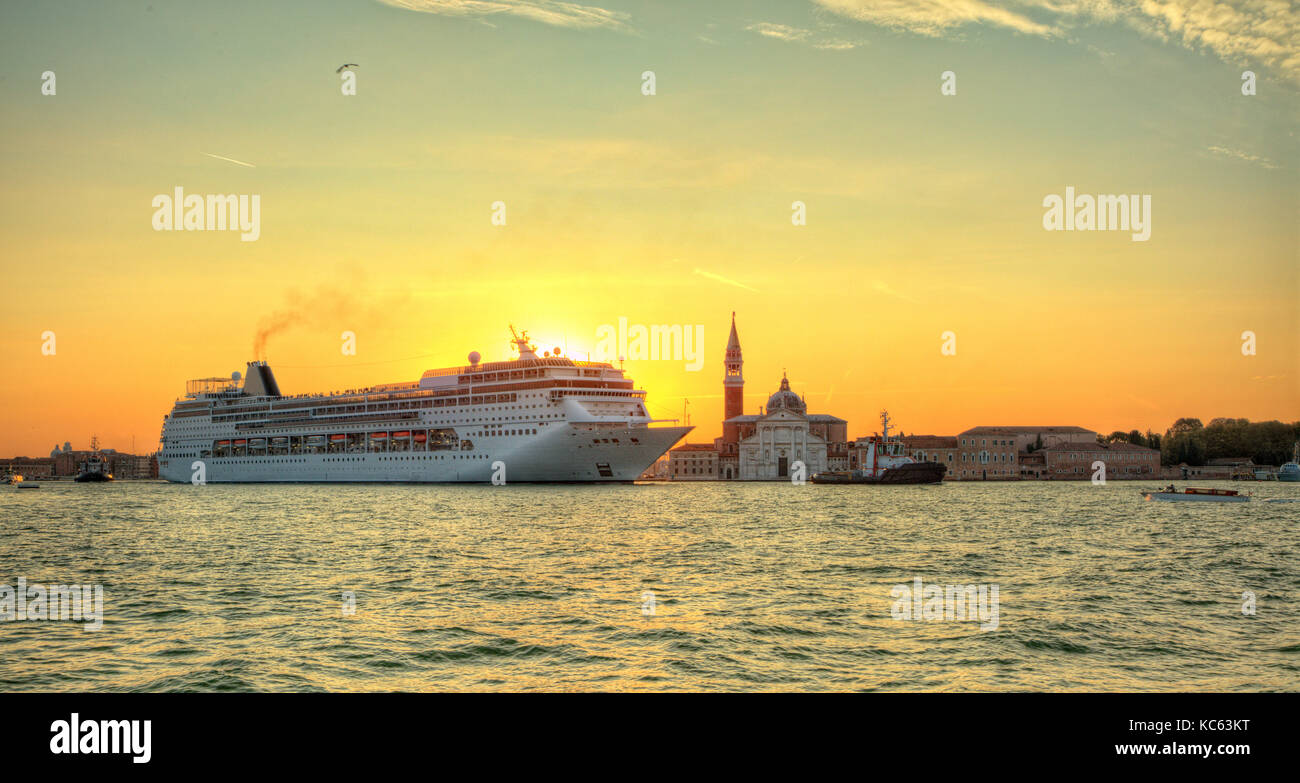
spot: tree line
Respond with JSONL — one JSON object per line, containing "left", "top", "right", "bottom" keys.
{"left": 1132, "top": 418, "right": 1300, "bottom": 467}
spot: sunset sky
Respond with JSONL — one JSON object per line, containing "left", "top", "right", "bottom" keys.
{"left": 1, "top": 0, "right": 1296, "bottom": 456}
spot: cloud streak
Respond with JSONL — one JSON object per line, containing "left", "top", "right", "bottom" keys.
{"left": 1206, "top": 144, "right": 1278, "bottom": 169}
{"left": 872, "top": 280, "right": 919, "bottom": 303}
{"left": 812, "top": 0, "right": 1300, "bottom": 82}
{"left": 813, "top": 0, "right": 1056, "bottom": 37}
{"left": 376, "top": 0, "right": 629, "bottom": 31}
{"left": 693, "top": 268, "right": 759, "bottom": 292}
{"left": 745, "top": 21, "right": 865, "bottom": 49}
{"left": 204, "top": 153, "right": 256, "bottom": 168}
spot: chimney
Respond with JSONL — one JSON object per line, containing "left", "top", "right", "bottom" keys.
{"left": 242, "top": 361, "right": 282, "bottom": 397}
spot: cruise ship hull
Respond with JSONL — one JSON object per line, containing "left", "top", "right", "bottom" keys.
{"left": 160, "top": 340, "right": 689, "bottom": 485}
{"left": 160, "top": 423, "right": 690, "bottom": 484}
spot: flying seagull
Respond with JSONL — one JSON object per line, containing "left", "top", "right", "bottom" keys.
{"left": 335, "top": 63, "right": 359, "bottom": 73}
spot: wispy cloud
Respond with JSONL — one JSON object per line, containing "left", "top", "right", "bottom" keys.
{"left": 813, "top": 0, "right": 1055, "bottom": 37}
{"left": 693, "top": 268, "right": 759, "bottom": 292}
{"left": 1206, "top": 144, "right": 1278, "bottom": 170}
{"left": 745, "top": 21, "right": 865, "bottom": 49}
{"left": 376, "top": 0, "right": 629, "bottom": 31}
{"left": 747, "top": 22, "right": 811, "bottom": 42}
{"left": 872, "top": 280, "right": 918, "bottom": 303}
{"left": 811, "top": 0, "right": 1300, "bottom": 82}
{"left": 203, "top": 152, "right": 256, "bottom": 168}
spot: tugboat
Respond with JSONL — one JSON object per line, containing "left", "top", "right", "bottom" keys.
{"left": 812, "top": 411, "right": 946, "bottom": 485}
{"left": 1142, "top": 485, "right": 1249, "bottom": 502}
{"left": 74, "top": 436, "right": 114, "bottom": 483}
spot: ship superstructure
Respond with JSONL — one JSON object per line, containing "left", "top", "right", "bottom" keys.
{"left": 75, "top": 435, "right": 114, "bottom": 483}
{"left": 157, "top": 329, "right": 691, "bottom": 483}
{"left": 811, "top": 411, "right": 946, "bottom": 485}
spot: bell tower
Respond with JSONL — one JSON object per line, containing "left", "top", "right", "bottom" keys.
{"left": 722, "top": 312, "right": 744, "bottom": 444}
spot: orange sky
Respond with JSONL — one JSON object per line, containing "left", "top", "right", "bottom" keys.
{"left": 0, "top": 0, "right": 1296, "bottom": 457}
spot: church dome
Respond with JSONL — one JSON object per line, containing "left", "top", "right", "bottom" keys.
{"left": 766, "top": 373, "right": 805, "bottom": 414}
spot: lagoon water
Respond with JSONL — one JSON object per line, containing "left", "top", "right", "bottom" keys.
{"left": 1, "top": 480, "right": 1296, "bottom": 691}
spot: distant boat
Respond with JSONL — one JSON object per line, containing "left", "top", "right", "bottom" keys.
{"left": 75, "top": 439, "right": 114, "bottom": 483}
{"left": 1278, "top": 442, "right": 1300, "bottom": 483}
{"left": 16, "top": 484, "right": 40, "bottom": 490}
{"left": 811, "top": 411, "right": 946, "bottom": 485}
{"left": 1143, "top": 487, "right": 1249, "bottom": 503}
{"left": 3, "top": 472, "right": 23, "bottom": 485}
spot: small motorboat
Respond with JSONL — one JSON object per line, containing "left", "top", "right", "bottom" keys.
{"left": 1143, "top": 486, "right": 1250, "bottom": 502}
{"left": 16, "top": 484, "right": 40, "bottom": 490}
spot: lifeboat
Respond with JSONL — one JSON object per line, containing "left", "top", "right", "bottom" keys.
{"left": 370, "top": 432, "right": 388, "bottom": 440}
{"left": 329, "top": 434, "right": 347, "bottom": 442}
{"left": 234, "top": 439, "right": 247, "bottom": 446}
{"left": 413, "top": 433, "right": 427, "bottom": 443}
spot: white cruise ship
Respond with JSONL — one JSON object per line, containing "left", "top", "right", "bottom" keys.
{"left": 157, "top": 329, "right": 691, "bottom": 483}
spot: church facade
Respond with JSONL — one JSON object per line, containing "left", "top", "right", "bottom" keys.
{"left": 707, "top": 314, "right": 847, "bottom": 480}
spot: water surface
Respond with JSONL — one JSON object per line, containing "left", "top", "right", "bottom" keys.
{"left": 1, "top": 480, "right": 1296, "bottom": 691}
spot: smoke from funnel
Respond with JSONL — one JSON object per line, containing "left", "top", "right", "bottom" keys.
{"left": 252, "top": 282, "right": 411, "bottom": 360}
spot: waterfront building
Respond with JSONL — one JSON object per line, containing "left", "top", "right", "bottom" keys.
{"left": 726, "top": 374, "right": 847, "bottom": 480}
{"left": 900, "top": 435, "right": 959, "bottom": 478}
{"left": 668, "top": 443, "right": 719, "bottom": 480}
{"left": 954, "top": 426, "right": 1097, "bottom": 480}
{"left": 0, "top": 457, "right": 55, "bottom": 478}
{"left": 961, "top": 425, "right": 1096, "bottom": 453}
{"left": 1175, "top": 462, "right": 1237, "bottom": 480}
{"left": 1040, "top": 441, "right": 1160, "bottom": 479}
{"left": 705, "top": 314, "right": 849, "bottom": 480}
{"left": 955, "top": 428, "right": 1021, "bottom": 480}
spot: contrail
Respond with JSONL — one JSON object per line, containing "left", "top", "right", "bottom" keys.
{"left": 872, "top": 280, "right": 918, "bottom": 304}
{"left": 693, "top": 268, "right": 758, "bottom": 292}
{"left": 204, "top": 153, "right": 256, "bottom": 168}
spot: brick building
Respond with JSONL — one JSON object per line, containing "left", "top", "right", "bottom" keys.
{"left": 1040, "top": 440, "right": 1159, "bottom": 479}
{"left": 899, "top": 435, "right": 959, "bottom": 478}
{"left": 668, "top": 443, "right": 719, "bottom": 480}
{"left": 953, "top": 426, "right": 1098, "bottom": 480}
{"left": 0, "top": 457, "right": 55, "bottom": 478}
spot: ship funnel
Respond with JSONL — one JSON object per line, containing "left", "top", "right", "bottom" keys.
{"left": 242, "top": 361, "right": 282, "bottom": 397}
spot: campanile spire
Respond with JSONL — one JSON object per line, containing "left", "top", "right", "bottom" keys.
{"left": 723, "top": 312, "right": 744, "bottom": 441}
